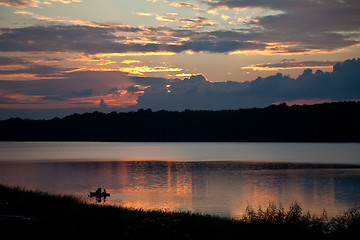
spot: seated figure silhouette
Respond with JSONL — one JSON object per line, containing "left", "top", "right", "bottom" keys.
{"left": 89, "top": 187, "right": 110, "bottom": 203}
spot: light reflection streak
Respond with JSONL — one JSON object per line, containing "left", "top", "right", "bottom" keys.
{"left": 0, "top": 161, "right": 359, "bottom": 218}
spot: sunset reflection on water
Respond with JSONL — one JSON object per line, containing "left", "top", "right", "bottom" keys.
{"left": 1, "top": 161, "right": 359, "bottom": 218}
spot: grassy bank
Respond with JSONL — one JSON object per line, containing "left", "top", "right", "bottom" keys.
{"left": 0, "top": 184, "right": 359, "bottom": 240}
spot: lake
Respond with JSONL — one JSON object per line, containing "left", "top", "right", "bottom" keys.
{"left": 0, "top": 142, "right": 360, "bottom": 218}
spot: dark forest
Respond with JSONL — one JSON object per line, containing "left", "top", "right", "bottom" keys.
{"left": 1, "top": 101, "right": 359, "bottom": 142}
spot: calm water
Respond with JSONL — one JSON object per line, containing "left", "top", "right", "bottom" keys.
{"left": 0, "top": 142, "right": 360, "bottom": 218}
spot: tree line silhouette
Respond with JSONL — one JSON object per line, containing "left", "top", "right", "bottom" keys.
{"left": 1, "top": 101, "right": 359, "bottom": 142}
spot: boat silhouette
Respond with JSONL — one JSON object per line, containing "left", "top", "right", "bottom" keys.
{"left": 89, "top": 188, "right": 110, "bottom": 198}
{"left": 89, "top": 192, "right": 110, "bottom": 197}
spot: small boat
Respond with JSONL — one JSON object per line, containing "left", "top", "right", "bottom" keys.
{"left": 89, "top": 192, "right": 110, "bottom": 197}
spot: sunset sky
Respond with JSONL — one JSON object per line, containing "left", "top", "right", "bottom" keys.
{"left": 0, "top": 0, "right": 359, "bottom": 119}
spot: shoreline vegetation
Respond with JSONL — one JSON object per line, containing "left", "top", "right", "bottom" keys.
{"left": 1, "top": 101, "right": 360, "bottom": 142}
{"left": 1, "top": 185, "right": 359, "bottom": 239}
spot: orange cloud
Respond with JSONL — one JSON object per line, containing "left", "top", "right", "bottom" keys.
{"left": 119, "top": 66, "right": 182, "bottom": 75}
{"left": 1, "top": 0, "right": 82, "bottom": 8}
{"left": 229, "top": 42, "right": 343, "bottom": 56}
{"left": 67, "top": 91, "right": 138, "bottom": 108}
{"left": 94, "top": 52, "right": 176, "bottom": 58}
{"left": 121, "top": 60, "right": 141, "bottom": 64}
{"left": 0, "top": 0, "right": 40, "bottom": 8}
{"left": 169, "top": 2, "right": 198, "bottom": 8}
{"left": 0, "top": 70, "right": 136, "bottom": 109}
{"left": 136, "top": 12, "right": 153, "bottom": 17}
{"left": 14, "top": 10, "right": 104, "bottom": 28}
{"left": 0, "top": 89, "right": 45, "bottom": 106}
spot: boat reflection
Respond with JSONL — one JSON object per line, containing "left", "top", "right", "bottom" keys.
{"left": 0, "top": 161, "right": 359, "bottom": 218}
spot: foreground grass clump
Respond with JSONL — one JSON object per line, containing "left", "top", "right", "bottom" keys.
{"left": 1, "top": 185, "right": 359, "bottom": 240}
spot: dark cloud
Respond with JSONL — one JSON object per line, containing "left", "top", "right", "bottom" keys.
{"left": 0, "top": 24, "right": 267, "bottom": 54}
{"left": 0, "top": 56, "right": 30, "bottom": 65}
{"left": 1, "top": 58, "right": 359, "bottom": 119}
{"left": 1, "top": 1, "right": 358, "bottom": 55}
{"left": 0, "top": 70, "right": 133, "bottom": 105}
{"left": 148, "top": 26, "right": 260, "bottom": 44}
{"left": 126, "top": 86, "right": 140, "bottom": 94}
{"left": 209, "top": 0, "right": 360, "bottom": 52}
{"left": 0, "top": 63, "right": 76, "bottom": 78}
{"left": 243, "top": 60, "right": 339, "bottom": 70}
{"left": 0, "top": 56, "right": 75, "bottom": 78}
{"left": 99, "top": 98, "right": 107, "bottom": 109}
{"left": 156, "top": 15, "right": 215, "bottom": 25}
{"left": 132, "top": 76, "right": 169, "bottom": 86}
{"left": 0, "top": 25, "right": 126, "bottom": 54}
{"left": 132, "top": 58, "right": 360, "bottom": 110}
{"left": 171, "top": 2, "right": 199, "bottom": 8}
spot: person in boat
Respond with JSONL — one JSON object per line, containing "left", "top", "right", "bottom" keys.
{"left": 96, "top": 188, "right": 101, "bottom": 195}
{"left": 103, "top": 189, "right": 107, "bottom": 195}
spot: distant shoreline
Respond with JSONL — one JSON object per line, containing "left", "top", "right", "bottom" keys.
{"left": 1, "top": 101, "right": 360, "bottom": 142}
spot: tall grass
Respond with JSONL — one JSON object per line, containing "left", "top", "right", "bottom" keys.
{"left": 244, "top": 202, "right": 328, "bottom": 227}
{"left": 1, "top": 184, "right": 360, "bottom": 239}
